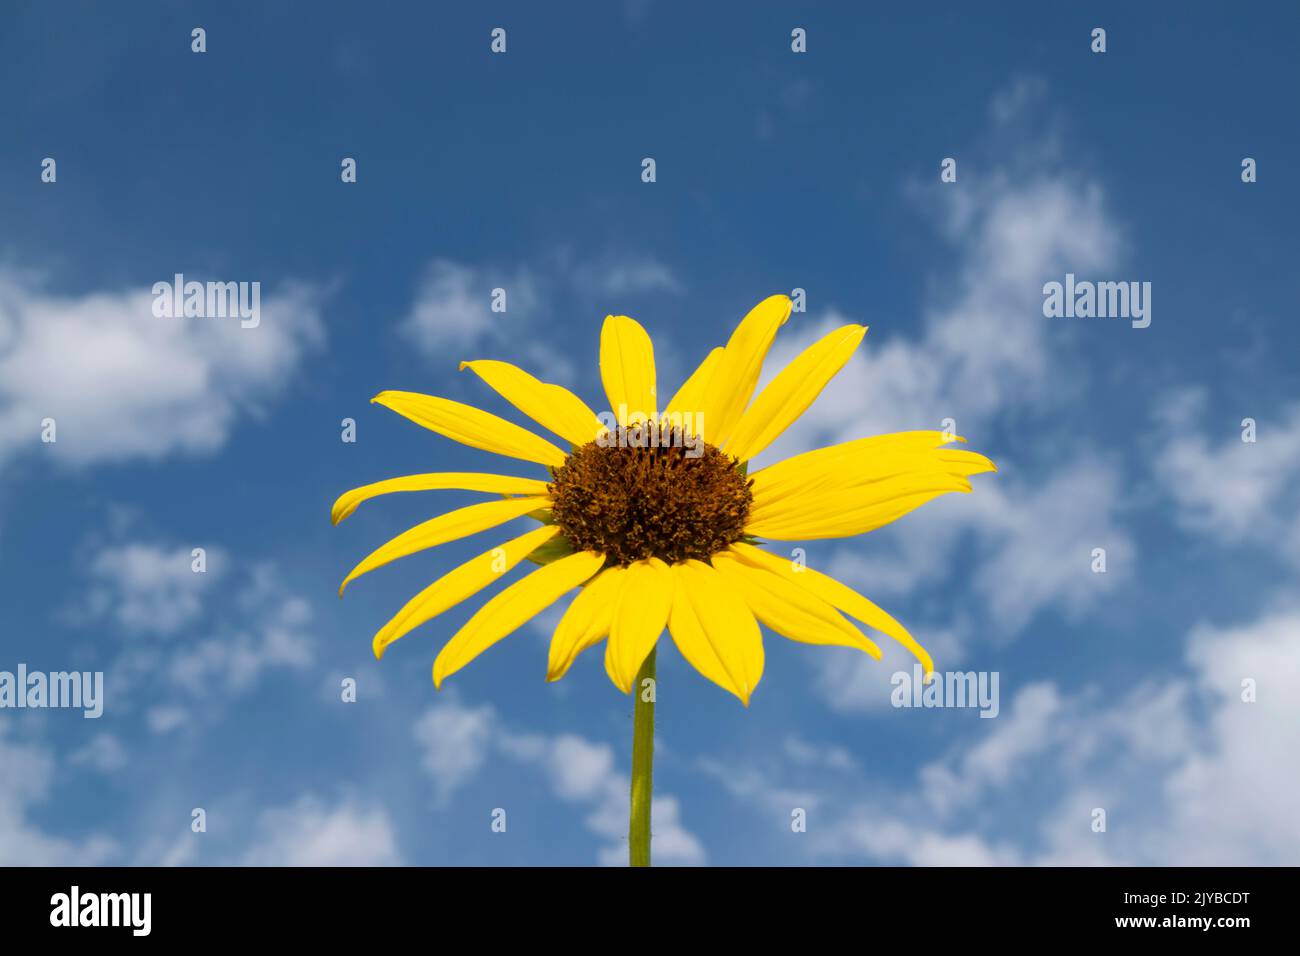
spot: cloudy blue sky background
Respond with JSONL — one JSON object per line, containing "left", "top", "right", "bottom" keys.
{"left": 2, "top": 1, "right": 1298, "bottom": 865}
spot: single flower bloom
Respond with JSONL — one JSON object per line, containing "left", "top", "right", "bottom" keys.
{"left": 332, "top": 294, "right": 995, "bottom": 704}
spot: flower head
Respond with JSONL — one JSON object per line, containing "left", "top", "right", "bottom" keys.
{"left": 333, "top": 294, "right": 995, "bottom": 704}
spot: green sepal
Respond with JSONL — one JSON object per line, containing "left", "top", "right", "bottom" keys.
{"left": 525, "top": 534, "right": 576, "bottom": 567}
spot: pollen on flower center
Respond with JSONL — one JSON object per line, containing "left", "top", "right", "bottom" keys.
{"left": 548, "top": 424, "right": 753, "bottom": 567}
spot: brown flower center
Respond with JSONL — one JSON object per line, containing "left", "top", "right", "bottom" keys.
{"left": 548, "top": 424, "right": 753, "bottom": 567}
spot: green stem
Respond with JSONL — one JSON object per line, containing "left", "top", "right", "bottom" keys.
{"left": 629, "top": 647, "right": 656, "bottom": 867}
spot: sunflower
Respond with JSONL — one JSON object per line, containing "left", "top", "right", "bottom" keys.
{"left": 333, "top": 293, "right": 994, "bottom": 863}
{"left": 334, "top": 291, "right": 996, "bottom": 698}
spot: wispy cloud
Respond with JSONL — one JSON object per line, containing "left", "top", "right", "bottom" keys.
{"left": 73, "top": 540, "right": 317, "bottom": 723}
{"left": 398, "top": 251, "right": 683, "bottom": 385}
{"left": 0, "top": 726, "right": 117, "bottom": 865}
{"left": 1153, "top": 387, "right": 1300, "bottom": 565}
{"left": 239, "top": 795, "right": 402, "bottom": 866}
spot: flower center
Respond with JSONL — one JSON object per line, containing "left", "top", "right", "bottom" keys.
{"left": 548, "top": 424, "right": 753, "bottom": 567}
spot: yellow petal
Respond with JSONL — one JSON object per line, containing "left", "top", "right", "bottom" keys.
{"left": 710, "top": 552, "right": 881, "bottom": 657}
{"left": 460, "top": 359, "right": 607, "bottom": 448}
{"left": 339, "top": 495, "right": 549, "bottom": 595}
{"left": 666, "top": 559, "right": 764, "bottom": 705}
{"left": 433, "top": 549, "right": 606, "bottom": 687}
{"left": 331, "top": 472, "right": 551, "bottom": 525}
{"left": 547, "top": 565, "right": 627, "bottom": 681}
{"left": 660, "top": 346, "right": 723, "bottom": 437}
{"left": 727, "top": 542, "right": 932, "bottom": 675}
{"left": 604, "top": 558, "right": 673, "bottom": 693}
{"left": 372, "top": 525, "right": 560, "bottom": 660}
{"left": 746, "top": 474, "right": 974, "bottom": 540}
{"left": 750, "top": 431, "right": 994, "bottom": 507}
{"left": 724, "top": 324, "right": 867, "bottom": 463}
{"left": 372, "top": 390, "right": 567, "bottom": 468}
{"left": 696, "top": 294, "right": 791, "bottom": 446}
{"left": 599, "top": 315, "right": 657, "bottom": 425}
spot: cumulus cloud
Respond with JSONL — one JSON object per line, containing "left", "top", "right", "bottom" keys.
{"left": 0, "top": 271, "right": 325, "bottom": 469}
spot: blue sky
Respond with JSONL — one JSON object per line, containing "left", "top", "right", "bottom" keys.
{"left": 2, "top": 1, "right": 1299, "bottom": 866}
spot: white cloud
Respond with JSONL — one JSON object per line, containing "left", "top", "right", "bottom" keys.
{"left": 782, "top": 734, "right": 855, "bottom": 772}
{"left": 415, "top": 697, "right": 706, "bottom": 865}
{"left": 595, "top": 795, "right": 701, "bottom": 867}
{"left": 68, "top": 732, "right": 129, "bottom": 773}
{"left": 400, "top": 259, "right": 536, "bottom": 354}
{"left": 398, "top": 252, "right": 682, "bottom": 386}
{"left": 0, "top": 726, "right": 116, "bottom": 865}
{"left": 755, "top": 178, "right": 1118, "bottom": 462}
{"left": 240, "top": 795, "right": 401, "bottom": 866}
{"left": 696, "top": 755, "right": 823, "bottom": 816}
{"left": 735, "top": 84, "right": 1133, "bottom": 673}
{"left": 522, "top": 732, "right": 705, "bottom": 867}
{"left": 809, "top": 452, "right": 1132, "bottom": 711}
{"left": 412, "top": 695, "right": 495, "bottom": 806}
{"left": 830, "top": 818, "right": 1023, "bottom": 867}
{"left": 544, "top": 733, "right": 619, "bottom": 801}
{"left": 966, "top": 458, "right": 1134, "bottom": 636}
{"left": 0, "top": 271, "right": 324, "bottom": 469}
{"left": 1153, "top": 388, "right": 1300, "bottom": 559}
{"left": 748, "top": 78, "right": 1118, "bottom": 455}
{"left": 146, "top": 706, "right": 189, "bottom": 734}
{"left": 1152, "top": 607, "right": 1300, "bottom": 864}
{"left": 86, "top": 543, "right": 222, "bottom": 636}
{"left": 731, "top": 600, "right": 1300, "bottom": 866}
{"left": 917, "top": 682, "right": 1063, "bottom": 816}
{"left": 78, "top": 544, "right": 316, "bottom": 710}
{"left": 166, "top": 586, "right": 313, "bottom": 695}
{"left": 567, "top": 252, "right": 683, "bottom": 299}
{"left": 809, "top": 625, "right": 968, "bottom": 715}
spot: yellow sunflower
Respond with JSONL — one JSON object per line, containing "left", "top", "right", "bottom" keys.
{"left": 332, "top": 293, "right": 995, "bottom": 704}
